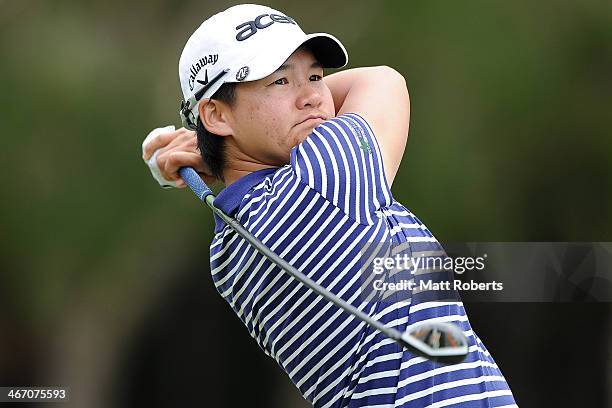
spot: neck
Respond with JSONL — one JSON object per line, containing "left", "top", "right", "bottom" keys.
{"left": 221, "top": 146, "right": 282, "bottom": 187}
{"left": 223, "top": 164, "right": 278, "bottom": 186}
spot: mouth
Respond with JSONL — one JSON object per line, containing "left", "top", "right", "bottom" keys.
{"left": 296, "top": 114, "right": 326, "bottom": 127}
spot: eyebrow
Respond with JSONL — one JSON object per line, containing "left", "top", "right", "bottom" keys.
{"left": 275, "top": 61, "right": 323, "bottom": 72}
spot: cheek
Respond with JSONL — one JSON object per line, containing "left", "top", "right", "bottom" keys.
{"left": 240, "top": 101, "right": 275, "bottom": 137}
{"left": 256, "top": 100, "right": 292, "bottom": 137}
{"left": 322, "top": 89, "right": 336, "bottom": 115}
{"left": 238, "top": 100, "right": 292, "bottom": 157}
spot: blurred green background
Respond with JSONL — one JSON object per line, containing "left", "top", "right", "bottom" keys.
{"left": 1, "top": 0, "right": 611, "bottom": 407}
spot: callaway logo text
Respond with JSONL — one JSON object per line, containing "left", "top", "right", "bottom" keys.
{"left": 235, "top": 14, "right": 296, "bottom": 41}
{"left": 188, "top": 54, "right": 219, "bottom": 90}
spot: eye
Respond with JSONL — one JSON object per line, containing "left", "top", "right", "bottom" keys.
{"left": 310, "top": 74, "right": 322, "bottom": 81}
{"left": 272, "top": 78, "right": 288, "bottom": 85}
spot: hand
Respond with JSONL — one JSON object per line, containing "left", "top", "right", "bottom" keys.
{"left": 142, "top": 127, "right": 217, "bottom": 188}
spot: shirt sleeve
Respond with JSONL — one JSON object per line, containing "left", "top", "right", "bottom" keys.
{"left": 290, "top": 113, "right": 393, "bottom": 225}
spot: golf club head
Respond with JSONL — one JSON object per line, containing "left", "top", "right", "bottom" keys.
{"left": 399, "top": 321, "right": 469, "bottom": 364}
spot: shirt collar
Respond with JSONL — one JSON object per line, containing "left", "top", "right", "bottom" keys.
{"left": 213, "top": 167, "right": 278, "bottom": 233}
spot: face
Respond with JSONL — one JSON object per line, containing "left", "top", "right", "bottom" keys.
{"left": 225, "top": 48, "right": 335, "bottom": 166}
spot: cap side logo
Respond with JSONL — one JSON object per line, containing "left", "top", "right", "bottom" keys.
{"left": 236, "top": 66, "right": 249, "bottom": 81}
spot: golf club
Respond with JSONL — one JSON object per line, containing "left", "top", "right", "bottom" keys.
{"left": 179, "top": 166, "right": 469, "bottom": 364}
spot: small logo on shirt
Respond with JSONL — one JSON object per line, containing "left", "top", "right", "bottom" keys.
{"left": 358, "top": 135, "right": 371, "bottom": 154}
{"left": 348, "top": 117, "right": 371, "bottom": 154}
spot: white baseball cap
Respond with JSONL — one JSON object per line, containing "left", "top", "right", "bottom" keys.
{"left": 178, "top": 4, "right": 348, "bottom": 129}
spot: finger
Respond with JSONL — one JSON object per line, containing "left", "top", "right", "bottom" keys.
{"left": 143, "top": 131, "right": 180, "bottom": 160}
{"left": 155, "top": 142, "right": 211, "bottom": 181}
{"left": 177, "top": 153, "right": 210, "bottom": 175}
{"left": 165, "top": 130, "right": 198, "bottom": 151}
{"left": 163, "top": 152, "right": 212, "bottom": 182}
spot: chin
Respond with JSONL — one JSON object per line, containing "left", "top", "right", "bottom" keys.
{"left": 292, "top": 130, "right": 310, "bottom": 146}
{"left": 303, "top": 123, "right": 320, "bottom": 137}
{"left": 289, "top": 123, "right": 320, "bottom": 150}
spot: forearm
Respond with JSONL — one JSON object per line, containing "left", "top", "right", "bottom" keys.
{"left": 324, "top": 67, "right": 382, "bottom": 115}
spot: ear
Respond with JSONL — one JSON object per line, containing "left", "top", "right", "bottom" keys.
{"left": 199, "top": 99, "right": 233, "bottom": 136}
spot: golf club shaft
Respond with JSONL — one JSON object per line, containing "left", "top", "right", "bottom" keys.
{"left": 178, "top": 167, "right": 409, "bottom": 348}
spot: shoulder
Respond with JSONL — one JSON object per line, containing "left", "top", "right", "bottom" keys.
{"left": 290, "top": 113, "right": 379, "bottom": 166}
{"left": 289, "top": 113, "right": 393, "bottom": 225}
{"left": 313, "top": 113, "right": 374, "bottom": 140}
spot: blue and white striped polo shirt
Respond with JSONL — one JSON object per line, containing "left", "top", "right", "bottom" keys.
{"left": 209, "top": 113, "right": 517, "bottom": 407}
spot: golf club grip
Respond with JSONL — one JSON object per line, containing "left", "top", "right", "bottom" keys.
{"left": 179, "top": 167, "right": 213, "bottom": 201}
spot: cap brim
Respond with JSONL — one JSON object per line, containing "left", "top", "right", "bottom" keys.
{"left": 301, "top": 33, "right": 348, "bottom": 69}
{"left": 227, "top": 32, "right": 348, "bottom": 84}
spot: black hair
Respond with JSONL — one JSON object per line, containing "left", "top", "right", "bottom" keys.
{"left": 195, "top": 82, "right": 237, "bottom": 182}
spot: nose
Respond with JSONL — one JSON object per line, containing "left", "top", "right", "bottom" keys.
{"left": 295, "top": 81, "right": 322, "bottom": 110}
